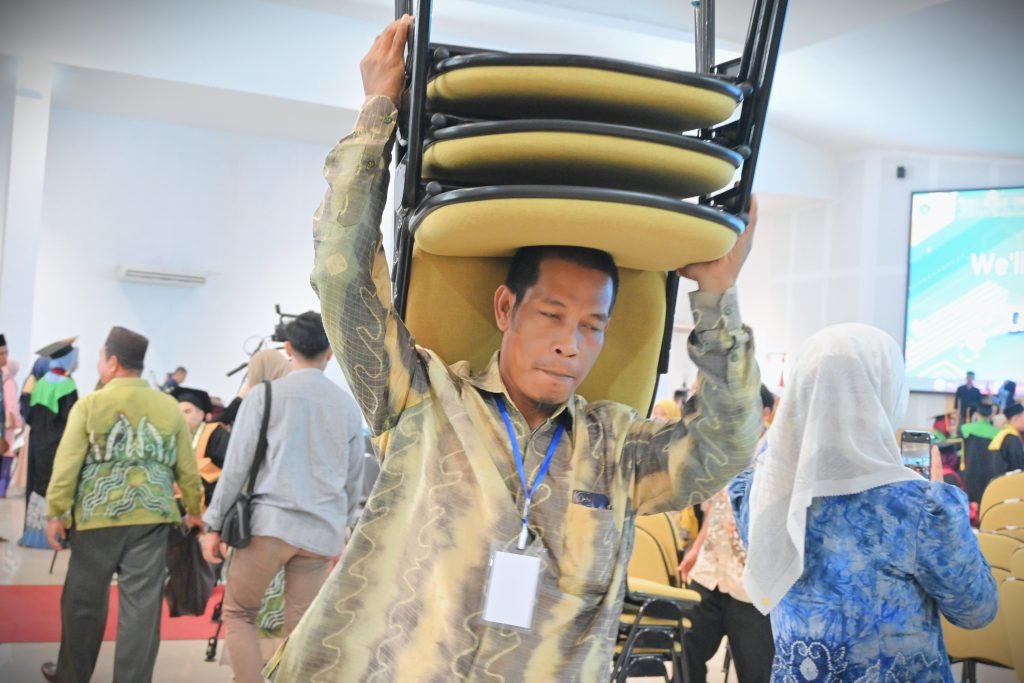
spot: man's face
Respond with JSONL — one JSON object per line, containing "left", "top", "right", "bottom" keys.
{"left": 96, "top": 348, "right": 115, "bottom": 385}
{"left": 496, "top": 258, "right": 613, "bottom": 408}
{"left": 966, "top": 374, "right": 975, "bottom": 387}
{"left": 179, "top": 401, "right": 205, "bottom": 432}
{"left": 173, "top": 370, "right": 187, "bottom": 384}
{"left": 0, "top": 345, "right": 7, "bottom": 368}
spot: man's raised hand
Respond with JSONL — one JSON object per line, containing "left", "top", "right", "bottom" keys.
{"left": 361, "top": 14, "right": 413, "bottom": 106}
{"left": 678, "top": 194, "right": 758, "bottom": 294}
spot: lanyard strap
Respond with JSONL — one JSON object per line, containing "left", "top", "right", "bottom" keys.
{"left": 495, "top": 396, "right": 564, "bottom": 548}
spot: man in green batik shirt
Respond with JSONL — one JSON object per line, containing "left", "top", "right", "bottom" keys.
{"left": 41, "top": 326, "right": 204, "bottom": 683}
{"left": 267, "top": 17, "right": 762, "bottom": 682}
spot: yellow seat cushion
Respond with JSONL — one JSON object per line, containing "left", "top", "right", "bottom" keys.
{"left": 428, "top": 54, "right": 742, "bottom": 132}
{"left": 411, "top": 187, "right": 743, "bottom": 271}
{"left": 423, "top": 121, "right": 741, "bottom": 198}
{"left": 403, "top": 248, "right": 666, "bottom": 414}
{"left": 627, "top": 577, "right": 702, "bottom": 604}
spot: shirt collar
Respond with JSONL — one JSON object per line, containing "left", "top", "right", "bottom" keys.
{"left": 461, "top": 352, "right": 577, "bottom": 429}
{"left": 106, "top": 377, "right": 150, "bottom": 388}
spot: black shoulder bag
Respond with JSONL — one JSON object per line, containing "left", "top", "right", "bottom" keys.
{"left": 220, "top": 380, "right": 272, "bottom": 549}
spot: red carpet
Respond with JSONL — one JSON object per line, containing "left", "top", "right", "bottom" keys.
{"left": 0, "top": 584, "right": 224, "bottom": 643}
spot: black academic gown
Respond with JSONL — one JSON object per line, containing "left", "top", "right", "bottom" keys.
{"left": 25, "top": 391, "right": 78, "bottom": 499}
{"left": 201, "top": 425, "right": 230, "bottom": 506}
{"left": 992, "top": 431, "right": 1024, "bottom": 479}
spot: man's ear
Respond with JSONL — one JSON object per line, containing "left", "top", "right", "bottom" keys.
{"left": 283, "top": 341, "right": 294, "bottom": 359}
{"left": 494, "top": 284, "right": 516, "bottom": 333}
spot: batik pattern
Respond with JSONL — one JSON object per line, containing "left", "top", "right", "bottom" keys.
{"left": 77, "top": 415, "right": 179, "bottom": 523}
{"left": 267, "top": 96, "right": 763, "bottom": 683}
{"left": 732, "top": 474, "right": 998, "bottom": 682}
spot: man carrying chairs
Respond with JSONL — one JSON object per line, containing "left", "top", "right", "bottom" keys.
{"left": 267, "top": 0, "right": 786, "bottom": 677}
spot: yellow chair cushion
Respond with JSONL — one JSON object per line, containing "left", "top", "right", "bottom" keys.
{"left": 628, "top": 577, "right": 701, "bottom": 604}
{"left": 403, "top": 248, "right": 666, "bottom": 414}
{"left": 411, "top": 187, "right": 743, "bottom": 271}
{"left": 423, "top": 121, "right": 741, "bottom": 198}
{"left": 428, "top": 54, "right": 742, "bottom": 132}
{"left": 978, "top": 530, "right": 1024, "bottom": 571}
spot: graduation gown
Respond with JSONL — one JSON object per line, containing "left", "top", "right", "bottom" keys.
{"left": 989, "top": 426, "right": 1024, "bottom": 479}
{"left": 26, "top": 381, "right": 77, "bottom": 498}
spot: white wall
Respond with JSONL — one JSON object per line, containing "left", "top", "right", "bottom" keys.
{"left": 32, "top": 106, "right": 358, "bottom": 400}
{"left": 707, "top": 147, "right": 1024, "bottom": 428}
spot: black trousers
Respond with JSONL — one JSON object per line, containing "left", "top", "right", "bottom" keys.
{"left": 682, "top": 580, "right": 775, "bottom": 683}
{"left": 57, "top": 523, "right": 170, "bottom": 683}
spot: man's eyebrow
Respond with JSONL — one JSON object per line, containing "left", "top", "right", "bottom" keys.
{"left": 539, "top": 296, "right": 567, "bottom": 308}
{"left": 539, "top": 296, "right": 609, "bottom": 322}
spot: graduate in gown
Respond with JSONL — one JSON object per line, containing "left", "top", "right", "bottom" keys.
{"left": 172, "top": 386, "right": 230, "bottom": 506}
{"left": 20, "top": 339, "right": 79, "bottom": 548}
{"left": 988, "top": 402, "right": 1024, "bottom": 479}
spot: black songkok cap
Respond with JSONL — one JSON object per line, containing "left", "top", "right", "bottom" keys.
{"left": 104, "top": 326, "right": 148, "bottom": 370}
{"left": 1006, "top": 403, "right": 1024, "bottom": 420}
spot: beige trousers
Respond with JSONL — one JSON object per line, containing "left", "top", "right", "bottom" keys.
{"left": 222, "top": 535, "right": 332, "bottom": 683}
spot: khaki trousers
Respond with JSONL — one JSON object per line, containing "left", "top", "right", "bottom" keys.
{"left": 222, "top": 535, "right": 332, "bottom": 683}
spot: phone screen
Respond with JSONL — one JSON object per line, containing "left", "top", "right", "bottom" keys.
{"left": 901, "top": 431, "right": 932, "bottom": 478}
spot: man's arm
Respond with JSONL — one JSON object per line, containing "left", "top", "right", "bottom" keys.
{"left": 45, "top": 401, "right": 90, "bottom": 521}
{"left": 173, "top": 413, "right": 203, "bottom": 518}
{"left": 313, "top": 16, "right": 426, "bottom": 438}
{"left": 624, "top": 195, "right": 762, "bottom": 514}
{"left": 626, "top": 290, "right": 762, "bottom": 514}
{"left": 203, "top": 389, "right": 263, "bottom": 531}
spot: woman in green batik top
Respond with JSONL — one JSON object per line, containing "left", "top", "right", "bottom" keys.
{"left": 19, "top": 338, "right": 79, "bottom": 549}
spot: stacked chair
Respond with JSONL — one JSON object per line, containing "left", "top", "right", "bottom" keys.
{"left": 391, "top": 1, "right": 787, "bottom": 679}
{"left": 391, "top": 0, "right": 787, "bottom": 415}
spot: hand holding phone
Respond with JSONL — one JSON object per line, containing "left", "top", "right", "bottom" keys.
{"left": 900, "top": 430, "right": 934, "bottom": 480}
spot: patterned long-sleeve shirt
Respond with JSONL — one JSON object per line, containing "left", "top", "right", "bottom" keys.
{"left": 730, "top": 472, "right": 998, "bottom": 682}
{"left": 46, "top": 377, "right": 203, "bottom": 530}
{"left": 266, "top": 96, "right": 762, "bottom": 683}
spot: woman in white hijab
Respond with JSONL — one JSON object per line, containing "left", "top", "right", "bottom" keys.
{"left": 729, "top": 323, "right": 997, "bottom": 682}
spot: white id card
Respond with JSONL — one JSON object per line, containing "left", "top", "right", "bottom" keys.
{"left": 481, "top": 549, "right": 542, "bottom": 630}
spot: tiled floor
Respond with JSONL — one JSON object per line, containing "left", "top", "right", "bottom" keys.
{"left": 0, "top": 495, "right": 1016, "bottom": 682}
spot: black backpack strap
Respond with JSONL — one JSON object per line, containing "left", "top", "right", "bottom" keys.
{"left": 244, "top": 380, "right": 272, "bottom": 493}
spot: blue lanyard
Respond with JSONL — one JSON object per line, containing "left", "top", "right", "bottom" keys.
{"left": 495, "top": 395, "right": 564, "bottom": 549}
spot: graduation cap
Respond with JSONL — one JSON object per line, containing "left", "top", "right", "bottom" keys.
{"left": 1006, "top": 403, "right": 1024, "bottom": 420}
{"left": 172, "top": 386, "right": 213, "bottom": 414}
{"left": 35, "top": 336, "right": 78, "bottom": 359}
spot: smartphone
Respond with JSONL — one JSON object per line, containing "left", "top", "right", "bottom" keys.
{"left": 901, "top": 430, "right": 933, "bottom": 479}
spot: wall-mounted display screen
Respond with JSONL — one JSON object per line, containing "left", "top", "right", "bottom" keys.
{"left": 905, "top": 187, "right": 1024, "bottom": 393}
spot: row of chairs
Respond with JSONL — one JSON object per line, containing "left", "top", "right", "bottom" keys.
{"left": 942, "top": 470, "right": 1024, "bottom": 683}
{"left": 614, "top": 512, "right": 697, "bottom": 682}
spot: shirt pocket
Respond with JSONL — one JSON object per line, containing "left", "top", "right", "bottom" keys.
{"left": 559, "top": 504, "right": 620, "bottom": 595}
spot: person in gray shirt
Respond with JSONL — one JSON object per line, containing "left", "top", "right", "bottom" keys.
{"left": 201, "top": 311, "right": 364, "bottom": 683}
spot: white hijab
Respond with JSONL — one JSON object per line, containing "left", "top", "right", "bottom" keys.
{"left": 743, "top": 323, "right": 919, "bottom": 614}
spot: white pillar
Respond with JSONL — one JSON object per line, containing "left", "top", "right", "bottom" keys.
{"left": 0, "top": 58, "right": 53, "bottom": 359}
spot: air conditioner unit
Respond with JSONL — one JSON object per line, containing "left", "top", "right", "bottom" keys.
{"left": 119, "top": 266, "right": 207, "bottom": 288}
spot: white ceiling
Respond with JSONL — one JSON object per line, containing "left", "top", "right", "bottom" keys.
{"left": 2, "top": 0, "right": 1022, "bottom": 157}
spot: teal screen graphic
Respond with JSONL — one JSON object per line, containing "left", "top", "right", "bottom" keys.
{"left": 905, "top": 187, "right": 1024, "bottom": 393}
